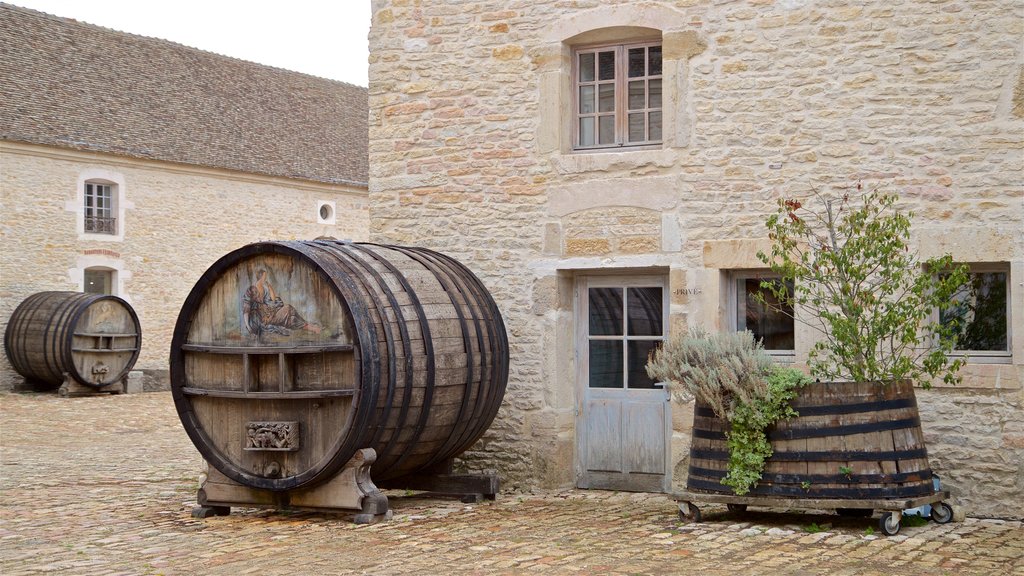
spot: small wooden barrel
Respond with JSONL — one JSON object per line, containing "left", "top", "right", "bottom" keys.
{"left": 170, "top": 240, "right": 508, "bottom": 492}
{"left": 3, "top": 291, "right": 142, "bottom": 390}
{"left": 688, "top": 380, "right": 935, "bottom": 499}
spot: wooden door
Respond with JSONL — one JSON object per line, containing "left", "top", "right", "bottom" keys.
{"left": 576, "top": 275, "right": 670, "bottom": 492}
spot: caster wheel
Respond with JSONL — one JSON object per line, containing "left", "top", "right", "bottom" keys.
{"left": 678, "top": 502, "right": 702, "bottom": 523}
{"left": 879, "top": 512, "right": 901, "bottom": 536}
{"left": 930, "top": 502, "right": 953, "bottom": 524}
{"left": 836, "top": 508, "right": 872, "bottom": 518}
{"left": 727, "top": 504, "right": 747, "bottom": 513}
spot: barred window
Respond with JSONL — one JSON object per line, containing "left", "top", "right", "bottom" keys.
{"left": 84, "top": 182, "right": 116, "bottom": 235}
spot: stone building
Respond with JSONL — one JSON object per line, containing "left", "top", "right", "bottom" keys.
{"left": 367, "top": 0, "right": 1023, "bottom": 518}
{"left": 0, "top": 4, "right": 369, "bottom": 390}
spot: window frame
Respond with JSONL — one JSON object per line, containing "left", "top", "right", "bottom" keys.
{"left": 84, "top": 180, "right": 117, "bottom": 235}
{"left": 83, "top": 267, "right": 116, "bottom": 295}
{"left": 728, "top": 270, "right": 796, "bottom": 361}
{"left": 572, "top": 40, "right": 663, "bottom": 152}
{"left": 940, "top": 262, "right": 1012, "bottom": 363}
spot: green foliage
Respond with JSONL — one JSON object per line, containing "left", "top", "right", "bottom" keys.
{"left": 902, "top": 514, "right": 929, "bottom": 528}
{"left": 863, "top": 526, "right": 876, "bottom": 536}
{"left": 647, "top": 333, "right": 811, "bottom": 495}
{"left": 803, "top": 523, "right": 827, "bottom": 533}
{"left": 839, "top": 466, "right": 853, "bottom": 477}
{"left": 757, "top": 186, "right": 969, "bottom": 387}
{"left": 646, "top": 327, "right": 774, "bottom": 421}
{"left": 722, "top": 366, "right": 810, "bottom": 495}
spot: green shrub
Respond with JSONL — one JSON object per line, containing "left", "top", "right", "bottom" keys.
{"left": 647, "top": 328, "right": 811, "bottom": 495}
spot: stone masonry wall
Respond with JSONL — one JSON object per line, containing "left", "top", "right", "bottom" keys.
{"left": 368, "top": 0, "right": 1023, "bottom": 517}
{"left": 0, "top": 142, "right": 369, "bottom": 390}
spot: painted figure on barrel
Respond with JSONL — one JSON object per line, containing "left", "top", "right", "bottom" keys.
{"left": 242, "top": 269, "right": 321, "bottom": 339}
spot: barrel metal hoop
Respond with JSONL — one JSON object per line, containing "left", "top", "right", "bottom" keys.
{"left": 330, "top": 242, "right": 412, "bottom": 457}
{"left": 416, "top": 248, "right": 504, "bottom": 460}
{"left": 694, "top": 397, "right": 918, "bottom": 420}
{"left": 692, "top": 417, "right": 924, "bottom": 441}
{"left": 398, "top": 246, "right": 480, "bottom": 470}
{"left": 356, "top": 244, "right": 438, "bottom": 476}
{"left": 426, "top": 250, "right": 510, "bottom": 448}
{"left": 688, "top": 465, "right": 933, "bottom": 485}
{"left": 690, "top": 448, "right": 930, "bottom": 462}
{"left": 49, "top": 292, "right": 89, "bottom": 385}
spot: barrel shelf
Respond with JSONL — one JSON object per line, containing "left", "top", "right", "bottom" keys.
{"left": 71, "top": 347, "right": 139, "bottom": 353}
{"left": 181, "top": 387, "right": 356, "bottom": 399}
{"left": 181, "top": 343, "right": 354, "bottom": 354}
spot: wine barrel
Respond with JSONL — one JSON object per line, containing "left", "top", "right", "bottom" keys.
{"left": 688, "top": 380, "right": 935, "bottom": 499}
{"left": 3, "top": 291, "right": 142, "bottom": 390}
{"left": 170, "top": 240, "right": 509, "bottom": 492}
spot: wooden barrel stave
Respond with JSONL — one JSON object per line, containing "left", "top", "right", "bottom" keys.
{"left": 687, "top": 380, "right": 934, "bottom": 499}
{"left": 171, "top": 240, "right": 508, "bottom": 492}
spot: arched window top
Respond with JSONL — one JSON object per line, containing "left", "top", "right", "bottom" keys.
{"left": 565, "top": 26, "right": 661, "bottom": 47}
{"left": 542, "top": 4, "right": 683, "bottom": 44}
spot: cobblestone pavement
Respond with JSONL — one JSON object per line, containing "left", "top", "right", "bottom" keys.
{"left": 1, "top": 391, "right": 1022, "bottom": 576}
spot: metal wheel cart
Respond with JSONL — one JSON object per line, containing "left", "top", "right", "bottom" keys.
{"left": 674, "top": 490, "right": 953, "bottom": 536}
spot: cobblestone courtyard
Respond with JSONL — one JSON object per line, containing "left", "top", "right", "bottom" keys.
{"left": 1, "top": 391, "right": 1022, "bottom": 575}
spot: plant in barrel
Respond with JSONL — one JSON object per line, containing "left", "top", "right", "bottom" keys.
{"left": 646, "top": 328, "right": 811, "bottom": 495}
{"left": 652, "top": 185, "right": 969, "bottom": 533}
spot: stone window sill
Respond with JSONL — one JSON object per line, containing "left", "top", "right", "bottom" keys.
{"left": 552, "top": 147, "right": 678, "bottom": 175}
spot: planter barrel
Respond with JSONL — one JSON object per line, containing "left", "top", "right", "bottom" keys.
{"left": 688, "top": 380, "right": 935, "bottom": 499}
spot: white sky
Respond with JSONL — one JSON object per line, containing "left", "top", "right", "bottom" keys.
{"left": 9, "top": 0, "right": 372, "bottom": 86}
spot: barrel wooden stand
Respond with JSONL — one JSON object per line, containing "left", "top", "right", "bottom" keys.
{"left": 194, "top": 448, "right": 392, "bottom": 524}
{"left": 675, "top": 380, "right": 954, "bottom": 536}
{"left": 57, "top": 373, "right": 128, "bottom": 397}
{"left": 377, "top": 459, "right": 500, "bottom": 504}
{"left": 171, "top": 240, "right": 509, "bottom": 523}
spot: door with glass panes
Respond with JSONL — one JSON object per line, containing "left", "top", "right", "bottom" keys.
{"left": 576, "top": 275, "right": 670, "bottom": 492}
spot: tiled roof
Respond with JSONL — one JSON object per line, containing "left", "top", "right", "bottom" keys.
{"left": 0, "top": 3, "right": 368, "bottom": 186}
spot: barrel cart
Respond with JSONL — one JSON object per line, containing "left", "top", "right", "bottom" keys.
{"left": 4, "top": 291, "right": 141, "bottom": 396}
{"left": 170, "top": 240, "right": 508, "bottom": 523}
{"left": 674, "top": 380, "right": 955, "bottom": 536}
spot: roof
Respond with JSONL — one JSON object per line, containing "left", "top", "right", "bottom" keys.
{"left": 0, "top": 3, "right": 368, "bottom": 186}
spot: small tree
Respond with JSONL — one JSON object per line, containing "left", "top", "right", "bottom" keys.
{"left": 757, "top": 185, "right": 968, "bottom": 387}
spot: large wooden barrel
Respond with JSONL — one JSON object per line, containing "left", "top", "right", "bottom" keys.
{"left": 4, "top": 291, "right": 142, "bottom": 390}
{"left": 688, "top": 380, "right": 935, "bottom": 499}
{"left": 170, "top": 240, "right": 508, "bottom": 492}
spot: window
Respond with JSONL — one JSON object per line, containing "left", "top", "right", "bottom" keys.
{"left": 731, "top": 272, "right": 795, "bottom": 357}
{"left": 84, "top": 268, "right": 114, "bottom": 295}
{"left": 941, "top": 264, "right": 1010, "bottom": 358}
{"left": 574, "top": 42, "right": 662, "bottom": 150}
{"left": 316, "top": 200, "right": 336, "bottom": 225}
{"left": 84, "top": 181, "right": 116, "bottom": 234}
{"left": 587, "top": 285, "right": 666, "bottom": 389}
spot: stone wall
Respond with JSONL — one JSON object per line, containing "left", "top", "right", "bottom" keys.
{"left": 0, "top": 142, "right": 369, "bottom": 390}
{"left": 368, "top": 0, "right": 1023, "bottom": 517}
